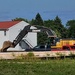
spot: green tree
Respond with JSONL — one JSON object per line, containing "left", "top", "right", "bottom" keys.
{"left": 54, "top": 16, "right": 66, "bottom": 38}
{"left": 37, "top": 32, "right": 48, "bottom": 44}
{"left": 12, "top": 17, "right": 29, "bottom": 23}
{"left": 30, "top": 13, "right": 46, "bottom": 44}
{"left": 30, "top": 19, "right": 36, "bottom": 25}
{"left": 66, "top": 20, "right": 75, "bottom": 26}
{"left": 44, "top": 16, "right": 67, "bottom": 38}
{"left": 54, "top": 16, "right": 62, "bottom": 25}
{"left": 35, "top": 13, "right": 44, "bottom": 26}
{"left": 44, "top": 19, "right": 54, "bottom": 29}
{"left": 66, "top": 20, "right": 75, "bottom": 38}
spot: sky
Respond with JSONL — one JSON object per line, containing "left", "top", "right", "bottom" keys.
{"left": 0, "top": 0, "right": 75, "bottom": 25}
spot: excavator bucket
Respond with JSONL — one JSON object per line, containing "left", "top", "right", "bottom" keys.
{"left": 0, "top": 41, "right": 13, "bottom": 52}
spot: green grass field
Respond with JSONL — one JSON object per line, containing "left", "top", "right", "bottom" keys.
{"left": 0, "top": 58, "right": 75, "bottom": 75}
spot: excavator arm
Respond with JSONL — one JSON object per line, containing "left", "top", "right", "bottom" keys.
{"left": 0, "top": 25, "right": 56, "bottom": 52}
{"left": 34, "top": 26, "right": 56, "bottom": 37}
{"left": 12, "top": 25, "right": 31, "bottom": 47}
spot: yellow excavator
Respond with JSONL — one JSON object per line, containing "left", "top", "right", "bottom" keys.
{"left": 0, "top": 25, "right": 56, "bottom": 52}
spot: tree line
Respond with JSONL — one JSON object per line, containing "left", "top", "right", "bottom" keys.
{"left": 12, "top": 13, "right": 75, "bottom": 44}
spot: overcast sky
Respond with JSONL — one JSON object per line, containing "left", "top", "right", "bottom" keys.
{"left": 0, "top": 0, "right": 75, "bottom": 25}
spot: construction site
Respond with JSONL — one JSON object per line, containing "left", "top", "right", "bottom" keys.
{"left": 0, "top": 21, "right": 75, "bottom": 59}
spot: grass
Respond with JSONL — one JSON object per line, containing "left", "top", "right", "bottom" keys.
{"left": 0, "top": 58, "right": 75, "bottom": 75}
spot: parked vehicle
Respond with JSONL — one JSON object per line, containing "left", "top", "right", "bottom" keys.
{"left": 33, "top": 45, "right": 51, "bottom": 51}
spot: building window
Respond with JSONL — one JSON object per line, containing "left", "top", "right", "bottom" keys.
{"left": 4, "top": 31, "right": 6, "bottom": 36}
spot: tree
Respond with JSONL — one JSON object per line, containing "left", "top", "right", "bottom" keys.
{"left": 30, "top": 13, "right": 46, "bottom": 44}
{"left": 44, "top": 16, "right": 65, "bottom": 38}
{"left": 30, "top": 15, "right": 67, "bottom": 44}
{"left": 66, "top": 20, "right": 75, "bottom": 38}
{"left": 37, "top": 32, "right": 48, "bottom": 44}
{"left": 30, "top": 19, "right": 36, "bottom": 25}
{"left": 54, "top": 16, "right": 62, "bottom": 25}
{"left": 54, "top": 16, "right": 66, "bottom": 38}
{"left": 44, "top": 19, "right": 54, "bottom": 29}
{"left": 35, "top": 13, "right": 44, "bottom": 26}
{"left": 12, "top": 17, "right": 29, "bottom": 23}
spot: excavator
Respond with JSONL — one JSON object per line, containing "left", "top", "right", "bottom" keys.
{"left": 0, "top": 25, "right": 56, "bottom": 52}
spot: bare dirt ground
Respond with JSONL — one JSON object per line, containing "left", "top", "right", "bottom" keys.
{"left": 0, "top": 50, "right": 75, "bottom": 59}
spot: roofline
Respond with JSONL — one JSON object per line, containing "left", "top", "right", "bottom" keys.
{"left": 0, "top": 20, "right": 21, "bottom": 23}
{"left": 0, "top": 29, "right": 9, "bottom": 31}
{"left": 0, "top": 21, "right": 22, "bottom": 29}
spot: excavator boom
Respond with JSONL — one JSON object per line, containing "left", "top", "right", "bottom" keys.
{"left": 12, "top": 25, "right": 31, "bottom": 47}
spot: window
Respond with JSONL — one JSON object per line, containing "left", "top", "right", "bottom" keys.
{"left": 4, "top": 30, "right": 6, "bottom": 36}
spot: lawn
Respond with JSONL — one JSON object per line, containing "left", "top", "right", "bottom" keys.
{"left": 0, "top": 58, "right": 75, "bottom": 75}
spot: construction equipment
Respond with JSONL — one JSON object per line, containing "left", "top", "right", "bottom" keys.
{"left": 0, "top": 25, "right": 56, "bottom": 52}
{"left": 0, "top": 41, "right": 13, "bottom": 52}
{"left": 0, "top": 25, "right": 30, "bottom": 52}
{"left": 51, "top": 39, "right": 75, "bottom": 50}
